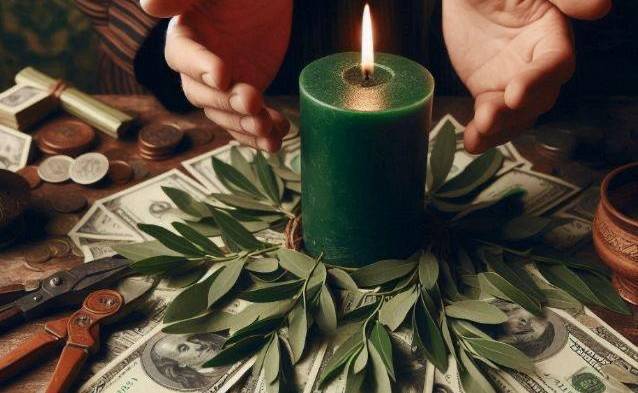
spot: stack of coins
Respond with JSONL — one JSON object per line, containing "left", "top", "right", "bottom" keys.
{"left": 37, "top": 119, "right": 95, "bottom": 157}
{"left": 137, "top": 122, "right": 183, "bottom": 160}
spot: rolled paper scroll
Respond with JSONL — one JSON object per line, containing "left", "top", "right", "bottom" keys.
{"left": 15, "top": 67, "right": 135, "bottom": 138}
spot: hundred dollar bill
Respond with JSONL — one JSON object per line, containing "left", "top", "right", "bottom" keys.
{"left": 0, "top": 124, "right": 31, "bottom": 171}
{"left": 434, "top": 300, "right": 638, "bottom": 393}
{"left": 69, "top": 203, "right": 144, "bottom": 245}
{"left": 96, "top": 169, "right": 209, "bottom": 239}
{"left": 73, "top": 236, "right": 132, "bottom": 262}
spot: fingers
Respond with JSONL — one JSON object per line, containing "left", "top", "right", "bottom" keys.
{"left": 548, "top": 0, "right": 612, "bottom": 20}
{"left": 464, "top": 92, "right": 537, "bottom": 154}
{"left": 182, "top": 77, "right": 262, "bottom": 115}
{"left": 140, "top": 0, "right": 197, "bottom": 17}
{"left": 165, "top": 17, "right": 230, "bottom": 90}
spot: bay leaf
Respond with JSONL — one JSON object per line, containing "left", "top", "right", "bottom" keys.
{"left": 162, "top": 311, "right": 234, "bottom": 334}
{"left": 328, "top": 268, "right": 359, "bottom": 290}
{"left": 172, "top": 221, "right": 224, "bottom": 256}
{"left": 131, "top": 255, "right": 187, "bottom": 274}
{"left": 445, "top": 300, "right": 508, "bottom": 324}
{"left": 319, "top": 330, "right": 363, "bottom": 387}
{"left": 285, "top": 181, "right": 302, "bottom": 193}
{"left": 277, "top": 248, "right": 316, "bottom": 278}
{"left": 252, "top": 339, "right": 270, "bottom": 377}
{"left": 161, "top": 266, "right": 206, "bottom": 288}
{"left": 162, "top": 186, "right": 210, "bottom": 217}
{"left": 212, "top": 156, "right": 263, "bottom": 198}
{"left": 501, "top": 215, "right": 552, "bottom": 241}
{"left": 203, "top": 335, "right": 267, "bottom": 367}
{"left": 367, "top": 340, "right": 392, "bottom": 393}
{"left": 288, "top": 301, "right": 307, "bottom": 363}
{"left": 450, "top": 319, "right": 492, "bottom": 340}
{"left": 239, "top": 280, "right": 303, "bottom": 302}
{"left": 540, "top": 287, "right": 583, "bottom": 313}
{"left": 345, "top": 358, "right": 366, "bottom": 393}
{"left": 459, "top": 349, "right": 497, "bottom": 393}
{"left": 211, "top": 193, "right": 280, "bottom": 213}
{"left": 211, "top": 208, "right": 263, "bottom": 250}
{"left": 369, "top": 321, "right": 395, "bottom": 381}
{"left": 315, "top": 285, "right": 337, "bottom": 333}
{"left": 290, "top": 154, "right": 300, "bottom": 174}
{"left": 230, "top": 145, "right": 257, "bottom": 183}
{"left": 436, "top": 149, "right": 503, "bottom": 198}
{"left": 350, "top": 259, "right": 417, "bottom": 287}
{"left": 208, "top": 257, "right": 246, "bottom": 306}
{"left": 265, "top": 334, "right": 280, "bottom": 383}
{"left": 138, "top": 223, "right": 204, "bottom": 256}
{"left": 428, "top": 120, "right": 457, "bottom": 192}
{"left": 464, "top": 337, "right": 534, "bottom": 373}
{"left": 255, "top": 151, "right": 281, "bottom": 204}
{"left": 419, "top": 249, "right": 439, "bottom": 289}
{"left": 113, "top": 240, "right": 180, "bottom": 262}
{"left": 578, "top": 270, "right": 630, "bottom": 315}
{"left": 379, "top": 286, "right": 419, "bottom": 331}
{"left": 225, "top": 316, "right": 284, "bottom": 347}
{"left": 246, "top": 258, "right": 279, "bottom": 273}
{"left": 477, "top": 272, "right": 542, "bottom": 315}
{"left": 536, "top": 264, "right": 600, "bottom": 307}
{"left": 412, "top": 295, "right": 448, "bottom": 372}
{"left": 353, "top": 346, "right": 368, "bottom": 374}
{"left": 164, "top": 270, "right": 220, "bottom": 323}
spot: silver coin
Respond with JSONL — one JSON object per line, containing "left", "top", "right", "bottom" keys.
{"left": 69, "top": 152, "right": 109, "bottom": 185}
{"left": 37, "top": 155, "right": 74, "bottom": 183}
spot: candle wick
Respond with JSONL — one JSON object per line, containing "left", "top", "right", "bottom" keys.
{"left": 364, "top": 70, "right": 371, "bottom": 81}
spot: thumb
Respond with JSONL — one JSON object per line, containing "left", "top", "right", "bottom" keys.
{"left": 548, "top": 0, "right": 612, "bottom": 20}
{"left": 140, "top": 0, "right": 199, "bottom": 17}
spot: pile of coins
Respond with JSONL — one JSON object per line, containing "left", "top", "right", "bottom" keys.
{"left": 36, "top": 152, "right": 109, "bottom": 185}
{"left": 36, "top": 119, "right": 96, "bottom": 157}
{"left": 23, "top": 237, "right": 81, "bottom": 270}
{"left": 137, "top": 122, "right": 184, "bottom": 160}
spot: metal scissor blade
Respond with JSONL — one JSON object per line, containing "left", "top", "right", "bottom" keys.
{"left": 70, "top": 257, "right": 132, "bottom": 292}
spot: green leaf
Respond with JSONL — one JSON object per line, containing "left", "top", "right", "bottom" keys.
{"left": 353, "top": 346, "right": 368, "bottom": 374}
{"left": 350, "top": 259, "right": 417, "bottom": 287}
{"left": 164, "top": 270, "right": 219, "bottom": 323}
{"left": 172, "top": 222, "right": 224, "bottom": 256}
{"left": 478, "top": 272, "right": 542, "bottom": 316}
{"left": 290, "top": 154, "right": 300, "bottom": 174}
{"left": 285, "top": 181, "right": 302, "bottom": 193}
{"left": 246, "top": 258, "right": 279, "bottom": 273}
{"left": 288, "top": 301, "right": 307, "bottom": 363}
{"left": 265, "top": 334, "right": 280, "bottom": 383}
{"left": 459, "top": 349, "right": 497, "bottom": 393}
{"left": 162, "top": 186, "right": 210, "bottom": 217}
{"left": 211, "top": 193, "right": 280, "bottom": 213}
{"left": 229, "top": 300, "right": 293, "bottom": 332}
{"left": 162, "top": 311, "right": 234, "bottom": 334}
{"left": 162, "top": 266, "right": 206, "bottom": 288}
{"left": 578, "top": 271, "right": 630, "bottom": 315}
{"left": 328, "top": 268, "right": 359, "bottom": 290}
{"left": 225, "top": 316, "right": 284, "bottom": 347}
{"left": 429, "top": 120, "right": 457, "bottom": 192}
{"left": 450, "top": 319, "right": 492, "bottom": 340}
{"left": 345, "top": 358, "right": 366, "bottom": 393}
{"left": 277, "top": 248, "right": 316, "bottom": 278}
{"left": 138, "top": 224, "right": 205, "bottom": 256}
{"left": 239, "top": 280, "right": 304, "bottom": 302}
{"left": 379, "top": 286, "right": 419, "bottom": 331}
{"left": 212, "top": 156, "right": 263, "bottom": 198}
{"left": 210, "top": 208, "right": 263, "bottom": 250}
{"left": 445, "top": 300, "right": 508, "bottom": 324}
{"left": 208, "top": 257, "right": 246, "bottom": 306}
{"left": 367, "top": 340, "right": 392, "bottom": 393}
{"left": 369, "top": 321, "right": 395, "bottom": 381}
{"left": 319, "top": 331, "right": 364, "bottom": 387}
{"left": 343, "top": 301, "right": 380, "bottom": 324}
{"left": 255, "top": 151, "right": 281, "bottom": 204}
{"left": 436, "top": 149, "right": 504, "bottom": 198}
{"left": 440, "top": 314, "right": 457, "bottom": 360}
{"left": 482, "top": 249, "right": 546, "bottom": 303}
{"left": 541, "top": 287, "right": 583, "bottom": 313}
{"left": 315, "top": 285, "right": 338, "bottom": 333}
{"left": 253, "top": 339, "right": 270, "bottom": 377}
{"left": 113, "top": 240, "right": 181, "bottom": 262}
{"left": 501, "top": 215, "right": 552, "bottom": 241}
{"left": 418, "top": 249, "right": 439, "bottom": 289}
{"left": 412, "top": 294, "right": 448, "bottom": 372}
{"left": 536, "top": 264, "right": 600, "bottom": 307}
{"left": 230, "top": 146, "right": 257, "bottom": 183}
{"left": 464, "top": 337, "right": 534, "bottom": 373}
{"left": 131, "top": 255, "right": 187, "bottom": 274}
{"left": 272, "top": 165, "right": 301, "bottom": 182}
{"left": 203, "top": 335, "right": 267, "bottom": 367}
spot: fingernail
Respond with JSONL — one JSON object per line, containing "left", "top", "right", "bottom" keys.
{"left": 229, "top": 94, "right": 244, "bottom": 113}
{"left": 202, "top": 73, "right": 216, "bottom": 88}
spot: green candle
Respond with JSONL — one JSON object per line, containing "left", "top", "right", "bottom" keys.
{"left": 299, "top": 39, "right": 434, "bottom": 266}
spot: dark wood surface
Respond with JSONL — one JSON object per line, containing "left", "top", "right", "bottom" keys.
{"left": 0, "top": 95, "right": 636, "bottom": 393}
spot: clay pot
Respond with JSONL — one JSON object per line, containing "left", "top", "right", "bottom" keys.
{"left": 592, "top": 162, "right": 638, "bottom": 305}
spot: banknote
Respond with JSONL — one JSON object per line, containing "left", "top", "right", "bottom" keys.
{"left": 433, "top": 300, "right": 638, "bottom": 393}
{"left": 0, "top": 124, "right": 31, "bottom": 171}
{"left": 97, "top": 169, "right": 209, "bottom": 239}
{"left": 69, "top": 203, "right": 144, "bottom": 244}
{"left": 0, "top": 84, "right": 49, "bottom": 113}
{"left": 74, "top": 236, "right": 132, "bottom": 262}
{"left": 557, "top": 186, "right": 600, "bottom": 223}
{"left": 470, "top": 167, "right": 580, "bottom": 216}
{"left": 542, "top": 218, "right": 592, "bottom": 252}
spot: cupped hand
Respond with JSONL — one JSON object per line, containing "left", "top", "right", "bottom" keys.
{"left": 443, "top": 0, "right": 611, "bottom": 153}
{"left": 141, "top": 0, "right": 292, "bottom": 152}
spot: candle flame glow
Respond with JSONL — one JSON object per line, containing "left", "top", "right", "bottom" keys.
{"left": 361, "top": 4, "right": 374, "bottom": 79}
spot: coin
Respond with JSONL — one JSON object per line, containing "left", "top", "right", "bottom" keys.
{"left": 108, "top": 160, "right": 133, "bottom": 184}
{"left": 51, "top": 192, "right": 87, "bottom": 213}
{"left": 130, "top": 160, "right": 149, "bottom": 180}
{"left": 45, "top": 214, "right": 79, "bottom": 235}
{"left": 184, "top": 127, "right": 213, "bottom": 146}
{"left": 24, "top": 244, "right": 52, "bottom": 264}
{"left": 38, "top": 155, "right": 74, "bottom": 183}
{"left": 138, "top": 123, "right": 183, "bottom": 150}
{"left": 69, "top": 152, "right": 109, "bottom": 185}
{"left": 48, "top": 238, "right": 71, "bottom": 258}
{"left": 17, "top": 166, "right": 42, "bottom": 189}
{"left": 37, "top": 119, "right": 95, "bottom": 156}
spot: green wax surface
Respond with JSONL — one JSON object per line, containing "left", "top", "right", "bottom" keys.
{"left": 300, "top": 52, "right": 434, "bottom": 267}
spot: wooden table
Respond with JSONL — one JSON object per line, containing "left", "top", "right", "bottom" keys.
{"left": 0, "top": 95, "right": 636, "bottom": 393}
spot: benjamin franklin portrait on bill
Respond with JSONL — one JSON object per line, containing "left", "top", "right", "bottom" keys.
{"left": 141, "top": 332, "right": 232, "bottom": 391}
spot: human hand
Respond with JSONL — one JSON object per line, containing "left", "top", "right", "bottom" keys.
{"left": 141, "top": 0, "right": 292, "bottom": 152}
{"left": 443, "top": 0, "right": 611, "bottom": 153}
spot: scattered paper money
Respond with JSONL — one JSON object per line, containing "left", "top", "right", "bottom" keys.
{"left": 0, "top": 124, "right": 31, "bottom": 171}
{"left": 0, "top": 84, "right": 56, "bottom": 130}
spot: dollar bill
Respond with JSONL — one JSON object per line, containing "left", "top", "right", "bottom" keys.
{"left": 69, "top": 203, "right": 144, "bottom": 244}
{"left": 557, "top": 186, "right": 600, "bottom": 223}
{"left": 434, "top": 300, "right": 638, "bottom": 393}
{"left": 74, "top": 236, "right": 132, "bottom": 262}
{"left": 96, "top": 169, "right": 209, "bottom": 239}
{"left": 0, "top": 84, "right": 57, "bottom": 130}
{"left": 0, "top": 124, "right": 31, "bottom": 171}
{"left": 542, "top": 219, "right": 592, "bottom": 252}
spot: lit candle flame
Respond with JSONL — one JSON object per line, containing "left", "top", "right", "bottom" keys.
{"left": 361, "top": 4, "right": 374, "bottom": 79}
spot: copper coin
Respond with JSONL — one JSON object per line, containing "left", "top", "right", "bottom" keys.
{"left": 138, "top": 123, "right": 183, "bottom": 150}
{"left": 37, "top": 119, "right": 95, "bottom": 157}
{"left": 130, "top": 160, "right": 149, "bottom": 180}
{"left": 103, "top": 148, "right": 130, "bottom": 162}
{"left": 108, "top": 160, "right": 133, "bottom": 184}
{"left": 45, "top": 214, "right": 79, "bottom": 235}
{"left": 48, "top": 238, "right": 71, "bottom": 258}
{"left": 51, "top": 192, "right": 87, "bottom": 213}
{"left": 24, "top": 244, "right": 52, "bottom": 264}
{"left": 184, "top": 127, "right": 213, "bottom": 146}
{"left": 17, "top": 166, "right": 42, "bottom": 189}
